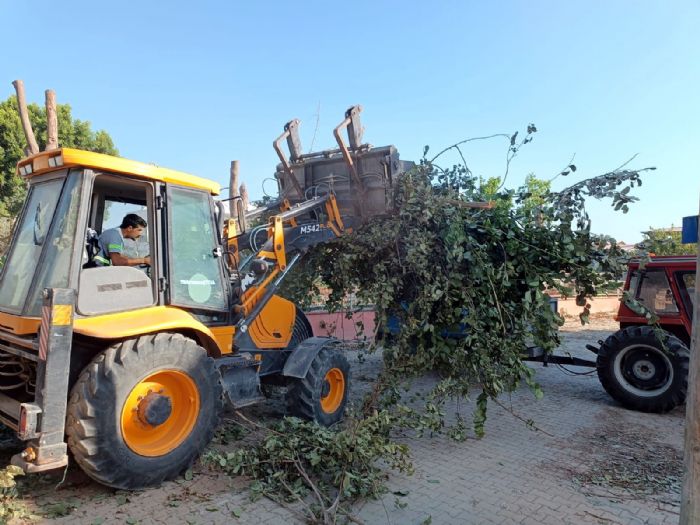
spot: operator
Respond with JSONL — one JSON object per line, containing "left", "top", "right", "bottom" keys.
{"left": 94, "top": 213, "right": 151, "bottom": 267}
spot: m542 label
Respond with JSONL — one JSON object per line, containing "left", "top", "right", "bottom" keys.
{"left": 300, "top": 223, "right": 322, "bottom": 234}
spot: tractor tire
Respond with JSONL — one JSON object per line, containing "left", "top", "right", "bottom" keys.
{"left": 286, "top": 342, "right": 350, "bottom": 426}
{"left": 596, "top": 326, "right": 689, "bottom": 413}
{"left": 66, "top": 333, "right": 223, "bottom": 489}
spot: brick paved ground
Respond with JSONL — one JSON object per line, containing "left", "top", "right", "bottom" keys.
{"left": 14, "top": 319, "right": 684, "bottom": 524}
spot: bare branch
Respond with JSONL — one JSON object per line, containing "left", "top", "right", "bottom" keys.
{"left": 611, "top": 153, "right": 639, "bottom": 173}
{"left": 240, "top": 183, "right": 249, "bottom": 212}
{"left": 12, "top": 80, "right": 39, "bottom": 155}
{"left": 45, "top": 89, "right": 59, "bottom": 151}
{"left": 549, "top": 153, "right": 576, "bottom": 183}
{"left": 229, "top": 161, "right": 240, "bottom": 198}
{"left": 429, "top": 133, "right": 510, "bottom": 163}
{"left": 309, "top": 101, "right": 321, "bottom": 153}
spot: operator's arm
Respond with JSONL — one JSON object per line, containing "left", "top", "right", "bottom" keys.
{"left": 101, "top": 229, "right": 150, "bottom": 267}
{"left": 109, "top": 252, "right": 151, "bottom": 267}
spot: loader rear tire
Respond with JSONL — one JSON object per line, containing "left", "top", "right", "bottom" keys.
{"left": 596, "top": 326, "right": 689, "bottom": 413}
{"left": 288, "top": 307, "right": 313, "bottom": 349}
{"left": 286, "top": 343, "right": 350, "bottom": 426}
{"left": 66, "top": 333, "right": 223, "bottom": 489}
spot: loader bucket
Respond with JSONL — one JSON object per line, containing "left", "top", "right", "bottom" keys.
{"left": 273, "top": 106, "right": 414, "bottom": 222}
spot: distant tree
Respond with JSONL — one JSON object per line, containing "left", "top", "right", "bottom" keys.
{"left": 0, "top": 95, "right": 118, "bottom": 216}
{"left": 480, "top": 173, "right": 551, "bottom": 218}
{"left": 637, "top": 227, "right": 696, "bottom": 256}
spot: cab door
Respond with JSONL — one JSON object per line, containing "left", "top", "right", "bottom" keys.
{"left": 165, "top": 185, "right": 228, "bottom": 314}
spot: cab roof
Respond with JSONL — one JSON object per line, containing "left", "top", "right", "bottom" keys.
{"left": 628, "top": 255, "right": 696, "bottom": 269}
{"left": 16, "top": 148, "right": 221, "bottom": 195}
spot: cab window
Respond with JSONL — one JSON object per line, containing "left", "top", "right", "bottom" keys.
{"left": 76, "top": 175, "right": 155, "bottom": 316}
{"left": 636, "top": 270, "right": 679, "bottom": 314}
{"left": 167, "top": 187, "right": 226, "bottom": 310}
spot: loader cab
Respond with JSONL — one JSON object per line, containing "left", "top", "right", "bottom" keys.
{"left": 82, "top": 174, "right": 230, "bottom": 321}
{"left": 2, "top": 149, "right": 231, "bottom": 325}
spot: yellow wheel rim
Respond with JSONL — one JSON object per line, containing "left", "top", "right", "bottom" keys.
{"left": 320, "top": 368, "right": 345, "bottom": 414}
{"left": 121, "top": 370, "right": 200, "bottom": 457}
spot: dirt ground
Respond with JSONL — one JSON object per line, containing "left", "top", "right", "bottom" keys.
{"left": 0, "top": 316, "right": 686, "bottom": 524}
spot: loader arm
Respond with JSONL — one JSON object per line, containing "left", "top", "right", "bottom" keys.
{"left": 230, "top": 193, "right": 352, "bottom": 334}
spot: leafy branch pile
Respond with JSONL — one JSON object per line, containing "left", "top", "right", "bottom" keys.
{"left": 0, "top": 465, "right": 27, "bottom": 524}
{"left": 292, "top": 130, "right": 651, "bottom": 421}
{"left": 206, "top": 412, "right": 411, "bottom": 523}
{"left": 212, "top": 127, "right": 654, "bottom": 523}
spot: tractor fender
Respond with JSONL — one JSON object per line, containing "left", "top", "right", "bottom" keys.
{"left": 282, "top": 336, "right": 340, "bottom": 379}
{"left": 72, "top": 306, "right": 222, "bottom": 356}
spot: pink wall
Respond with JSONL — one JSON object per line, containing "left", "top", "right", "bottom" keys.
{"left": 305, "top": 296, "right": 620, "bottom": 342}
{"left": 304, "top": 309, "right": 377, "bottom": 341}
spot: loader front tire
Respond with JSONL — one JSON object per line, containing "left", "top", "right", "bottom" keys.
{"left": 66, "top": 333, "right": 223, "bottom": 489}
{"left": 286, "top": 343, "right": 350, "bottom": 426}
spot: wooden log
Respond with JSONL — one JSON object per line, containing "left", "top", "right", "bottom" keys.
{"left": 12, "top": 80, "right": 39, "bottom": 155}
{"left": 45, "top": 89, "right": 58, "bottom": 151}
{"left": 680, "top": 198, "right": 700, "bottom": 524}
{"left": 230, "top": 161, "right": 240, "bottom": 199}
{"left": 239, "top": 183, "right": 249, "bottom": 232}
{"left": 229, "top": 160, "right": 240, "bottom": 218}
{"left": 239, "top": 183, "right": 249, "bottom": 212}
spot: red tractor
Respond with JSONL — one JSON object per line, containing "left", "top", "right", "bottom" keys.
{"left": 592, "top": 255, "right": 695, "bottom": 412}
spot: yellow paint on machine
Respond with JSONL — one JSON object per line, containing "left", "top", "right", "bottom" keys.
{"left": 0, "top": 312, "right": 40, "bottom": 335}
{"left": 51, "top": 305, "right": 73, "bottom": 326}
{"left": 73, "top": 306, "right": 224, "bottom": 355}
{"left": 242, "top": 288, "right": 295, "bottom": 349}
{"left": 17, "top": 148, "right": 221, "bottom": 195}
{"left": 209, "top": 326, "right": 235, "bottom": 354}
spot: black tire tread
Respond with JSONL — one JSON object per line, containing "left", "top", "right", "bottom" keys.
{"left": 288, "top": 307, "right": 314, "bottom": 350}
{"left": 66, "top": 332, "right": 223, "bottom": 489}
{"left": 286, "top": 342, "right": 350, "bottom": 426}
{"left": 596, "top": 325, "right": 689, "bottom": 413}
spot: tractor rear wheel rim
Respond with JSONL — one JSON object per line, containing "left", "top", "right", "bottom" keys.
{"left": 614, "top": 344, "right": 673, "bottom": 397}
{"left": 121, "top": 370, "right": 200, "bottom": 457}
{"left": 320, "top": 368, "right": 345, "bottom": 414}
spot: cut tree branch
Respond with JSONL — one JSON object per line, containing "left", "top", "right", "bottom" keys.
{"left": 12, "top": 80, "right": 39, "bottom": 155}
{"left": 45, "top": 89, "right": 58, "bottom": 150}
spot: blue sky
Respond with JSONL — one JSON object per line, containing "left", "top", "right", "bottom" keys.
{"left": 2, "top": 1, "right": 698, "bottom": 242}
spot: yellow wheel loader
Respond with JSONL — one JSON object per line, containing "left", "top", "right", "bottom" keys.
{"left": 0, "top": 106, "right": 411, "bottom": 489}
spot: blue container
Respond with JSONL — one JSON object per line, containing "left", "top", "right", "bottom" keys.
{"left": 682, "top": 215, "right": 698, "bottom": 244}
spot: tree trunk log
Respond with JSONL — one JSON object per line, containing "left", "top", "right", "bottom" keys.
{"left": 45, "top": 89, "right": 58, "bottom": 151}
{"left": 230, "top": 160, "right": 240, "bottom": 218}
{"left": 239, "top": 183, "right": 249, "bottom": 212}
{"left": 12, "top": 80, "right": 39, "bottom": 155}
{"left": 239, "top": 182, "right": 249, "bottom": 232}
{"left": 680, "top": 199, "right": 700, "bottom": 524}
{"left": 230, "top": 161, "right": 240, "bottom": 199}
